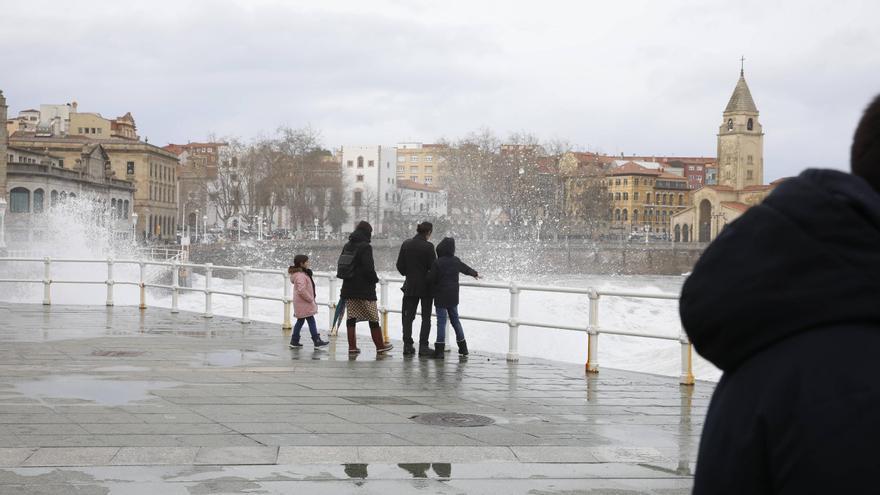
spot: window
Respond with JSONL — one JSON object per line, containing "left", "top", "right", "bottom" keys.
{"left": 10, "top": 187, "right": 30, "bottom": 213}
{"left": 420, "top": 193, "right": 424, "bottom": 198}
{"left": 127, "top": 161, "right": 135, "bottom": 174}
{"left": 51, "top": 190, "right": 58, "bottom": 206}
{"left": 397, "top": 156, "right": 405, "bottom": 162}
{"left": 410, "top": 176, "right": 418, "bottom": 181}
{"left": 356, "top": 175, "right": 364, "bottom": 182}
{"left": 368, "top": 160, "right": 374, "bottom": 167}
{"left": 357, "top": 157, "right": 364, "bottom": 168}
{"left": 634, "top": 192, "right": 639, "bottom": 201}
{"left": 410, "top": 166, "right": 419, "bottom": 173}
{"left": 353, "top": 191, "right": 363, "bottom": 207}
{"left": 615, "top": 179, "right": 620, "bottom": 186}
{"left": 678, "top": 194, "right": 684, "bottom": 205}
{"left": 623, "top": 209, "right": 628, "bottom": 221}
{"left": 646, "top": 193, "right": 651, "bottom": 203}
{"left": 397, "top": 165, "right": 404, "bottom": 173}
{"left": 623, "top": 192, "right": 628, "bottom": 200}
{"left": 633, "top": 210, "right": 639, "bottom": 223}
{"left": 58, "top": 159, "right": 64, "bottom": 168}
{"left": 347, "top": 160, "right": 354, "bottom": 168}
{"left": 747, "top": 118, "right": 754, "bottom": 131}
{"left": 425, "top": 166, "right": 433, "bottom": 174}
{"left": 78, "top": 127, "right": 83, "bottom": 134}
{"left": 747, "top": 170, "right": 753, "bottom": 180}
{"left": 633, "top": 178, "right": 639, "bottom": 186}
{"left": 624, "top": 179, "right": 628, "bottom": 186}
{"left": 426, "top": 155, "right": 433, "bottom": 162}
{"left": 410, "top": 155, "right": 419, "bottom": 162}
{"left": 615, "top": 209, "right": 621, "bottom": 221}
{"left": 615, "top": 192, "right": 621, "bottom": 200}
{"left": 33, "top": 189, "right": 45, "bottom": 213}
{"left": 747, "top": 155, "right": 753, "bottom": 165}
{"left": 425, "top": 177, "right": 433, "bottom": 184}
{"left": 727, "top": 118, "right": 734, "bottom": 131}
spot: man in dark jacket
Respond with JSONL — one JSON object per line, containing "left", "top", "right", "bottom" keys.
{"left": 396, "top": 221, "right": 437, "bottom": 356}
{"left": 682, "top": 95, "right": 880, "bottom": 494}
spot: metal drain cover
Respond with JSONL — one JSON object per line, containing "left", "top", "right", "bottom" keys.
{"left": 410, "top": 413, "right": 495, "bottom": 427}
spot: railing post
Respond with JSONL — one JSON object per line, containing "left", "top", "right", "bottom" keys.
{"left": 204, "top": 263, "right": 213, "bottom": 318}
{"left": 282, "top": 272, "right": 292, "bottom": 330}
{"left": 328, "top": 276, "right": 338, "bottom": 335}
{"left": 138, "top": 261, "right": 146, "bottom": 310}
{"left": 679, "top": 327, "right": 695, "bottom": 386}
{"left": 105, "top": 257, "right": 114, "bottom": 307}
{"left": 241, "top": 266, "right": 251, "bottom": 324}
{"left": 380, "top": 277, "right": 390, "bottom": 344}
{"left": 586, "top": 288, "right": 600, "bottom": 373}
{"left": 507, "top": 282, "right": 520, "bottom": 362}
{"left": 42, "top": 257, "right": 51, "bottom": 306}
{"left": 171, "top": 260, "right": 179, "bottom": 314}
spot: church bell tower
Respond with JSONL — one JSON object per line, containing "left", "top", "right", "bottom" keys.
{"left": 717, "top": 63, "right": 764, "bottom": 190}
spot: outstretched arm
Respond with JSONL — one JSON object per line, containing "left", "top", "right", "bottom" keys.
{"left": 459, "top": 259, "right": 479, "bottom": 278}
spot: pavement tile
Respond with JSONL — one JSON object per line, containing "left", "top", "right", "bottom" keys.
{"left": 22, "top": 447, "right": 120, "bottom": 467}
{"left": 194, "top": 446, "right": 279, "bottom": 465}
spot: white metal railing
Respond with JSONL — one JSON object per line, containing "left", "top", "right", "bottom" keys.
{"left": 0, "top": 257, "right": 695, "bottom": 385}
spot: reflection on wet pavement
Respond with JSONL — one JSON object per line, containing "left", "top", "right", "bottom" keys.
{"left": 14, "top": 375, "right": 179, "bottom": 406}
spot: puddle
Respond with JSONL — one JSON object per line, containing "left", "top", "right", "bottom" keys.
{"left": 14, "top": 375, "right": 179, "bottom": 406}
{"left": 192, "top": 350, "right": 279, "bottom": 368}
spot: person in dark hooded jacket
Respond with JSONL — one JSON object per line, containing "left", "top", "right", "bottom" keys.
{"left": 339, "top": 221, "right": 392, "bottom": 355}
{"left": 682, "top": 95, "right": 880, "bottom": 494}
{"left": 427, "top": 237, "right": 478, "bottom": 357}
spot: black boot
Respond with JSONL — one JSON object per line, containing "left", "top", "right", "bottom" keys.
{"left": 418, "top": 342, "right": 434, "bottom": 357}
{"left": 403, "top": 343, "right": 416, "bottom": 356}
{"left": 457, "top": 339, "right": 469, "bottom": 356}
{"left": 432, "top": 343, "right": 445, "bottom": 359}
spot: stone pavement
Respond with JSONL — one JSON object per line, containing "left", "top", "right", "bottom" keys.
{"left": 0, "top": 303, "right": 713, "bottom": 494}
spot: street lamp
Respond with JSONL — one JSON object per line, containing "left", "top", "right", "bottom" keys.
{"left": 313, "top": 218, "right": 319, "bottom": 240}
{"left": 203, "top": 215, "right": 208, "bottom": 243}
{"left": 0, "top": 197, "right": 7, "bottom": 250}
{"left": 194, "top": 209, "right": 200, "bottom": 242}
{"left": 131, "top": 212, "right": 138, "bottom": 246}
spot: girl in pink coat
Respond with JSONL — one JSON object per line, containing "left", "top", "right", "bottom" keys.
{"left": 288, "top": 255, "right": 328, "bottom": 348}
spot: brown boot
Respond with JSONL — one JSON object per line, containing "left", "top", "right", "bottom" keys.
{"left": 346, "top": 320, "right": 360, "bottom": 355}
{"left": 369, "top": 322, "right": 393, "bottom": 353}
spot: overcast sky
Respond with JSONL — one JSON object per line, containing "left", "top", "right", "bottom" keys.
{"left": 3, "top": 0, "right": 879, "bottom": 180}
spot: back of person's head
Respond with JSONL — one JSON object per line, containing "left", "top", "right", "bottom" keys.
{"left": 851, "top": 94, "right": 880, "bottom": 192}
{"left": 293, "top": 254, "right": 309, "bottom": 268}
{"left": 416, "top": 221, "right": 433, "bottom": 236}
{"left": 356, "top": 220, "right": 373, "bottom": 234}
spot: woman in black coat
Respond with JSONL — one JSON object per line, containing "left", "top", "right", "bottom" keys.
{"left": 426, "top": 237, "right": 478, "bottom": 357}
{"left": 338, "top": 221, "right": 392, "bottom": 355}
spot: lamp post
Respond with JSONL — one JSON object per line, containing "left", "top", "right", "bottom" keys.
{"left": 131, "top": 212, "right": 138, "bottom": 246}
{"left": 194, "top": 209, "right": 200, "bottom": 242}
{"left": 313, "top": 218, "right": 319, "bottom": 240}
{"left": 0, "top": 197, "right": 7, "bottom": 250}
{"left": 203, "top": 215, "right": 208, "bottom": 243}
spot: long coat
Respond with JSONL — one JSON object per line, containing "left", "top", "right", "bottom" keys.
{"left": 680, "top": 169, "right": 880, "bottom": 495}
{"left": 427, "top": 237, "right": 477, "bottom": 308}
{"left": 396, "top": 234, "right": 436, "bottom": 297}
{"left": 289, "top": 267, "right": 318, "bottom": 318}
{"left": 339, "top": 226, "right": 379, "bottom": 301}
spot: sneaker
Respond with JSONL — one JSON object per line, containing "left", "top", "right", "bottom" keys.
{"left": 289, "top": 342, "right": 303, "bottom": 349}
{"left": 313, "top": 339, "right": 329, "bottom": 348}
{"left": 377, "top": 343, "right": 394, "bottom": 353}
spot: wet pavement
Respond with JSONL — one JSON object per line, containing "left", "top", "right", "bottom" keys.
{"left": 0, "top": 303, "right": 713, "bottom": 494}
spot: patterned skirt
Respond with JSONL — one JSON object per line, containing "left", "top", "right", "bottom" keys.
{"left": 346, "top": 299, "right": 379, "bottom": 322}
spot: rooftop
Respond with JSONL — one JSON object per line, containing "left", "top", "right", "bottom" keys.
{"left": 0, "top": 303, "right": 709, "bottom": 492}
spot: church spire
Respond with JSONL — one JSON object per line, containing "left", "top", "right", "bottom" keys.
{"left": 724, "top": 63, "right": 758, "bottom": 114}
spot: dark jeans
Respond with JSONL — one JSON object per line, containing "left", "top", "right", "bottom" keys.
{"left": 292, "top": 316, "right": 319, "bottom": 343}
{"left": 401, "top": 295, "right": 432, "bottom": 345}
{"left": 435, "top": 305, "right": 465, "bottom": 344}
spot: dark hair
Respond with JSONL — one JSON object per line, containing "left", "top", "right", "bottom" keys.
{"left": 356, "top": 220, "right": 373, "bottom": 233}
{"left": 293, "top": 254, "right": 309, "bottom": 268}
{"left": 416, "top": 221, "right": 433, "bottom": 235}
{"left": 852, "top": 94, "right": 880, "bottom": 192}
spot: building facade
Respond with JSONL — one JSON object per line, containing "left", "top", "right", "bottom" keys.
{"left": 340, "top": 145, "right": 397, "bottom": 234}
{"left": 395, "top": 143, "right": 445, "bottom": 186}
{"left": 163, "top": 142, "right": 225, "bottom": 233}
{"left": 607, "top": 162, "right": 690, "bottom": 236}
{"left": 396, "top": 180, "right": 448, "bottom": 218}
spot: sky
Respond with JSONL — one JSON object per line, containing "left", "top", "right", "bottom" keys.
{"left": 3, "top": 0, "right": 880, "bottom": 180}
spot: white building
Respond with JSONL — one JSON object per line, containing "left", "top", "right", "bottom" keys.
{"left": 340, "top": 145, "right": 398, "bottom": 234}
{"left": 397, "top": 180, "right": 447, "bottom": 218}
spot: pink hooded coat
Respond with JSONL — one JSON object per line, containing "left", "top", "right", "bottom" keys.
{"left": 290, "top": 269, "right": 319, "bottom": 318}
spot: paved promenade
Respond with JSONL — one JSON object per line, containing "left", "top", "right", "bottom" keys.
{"left": 0, "top": 303, "right": 712, "bottom": 494}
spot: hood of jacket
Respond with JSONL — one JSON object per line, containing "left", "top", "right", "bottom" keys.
{"left": 349, "top": 226, "right": 371, "bottom": 243}
{"left": 289, "top": 266, "right": 312, "bottom": 276}
{"left": 680, "top": 169, "right": 880, "bottom": 372}
{"left": 436, "top": 237, "right": 455, "bottom": 257}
